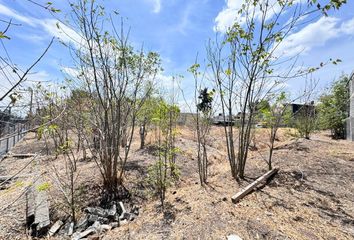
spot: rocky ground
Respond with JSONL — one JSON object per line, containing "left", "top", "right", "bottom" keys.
{"left": 0, "top": 126, "right": 353, "bottom": 239}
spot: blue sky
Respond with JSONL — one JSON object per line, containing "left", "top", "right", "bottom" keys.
{"left": 1, "top": 0, "right": 354, "bottom": 111}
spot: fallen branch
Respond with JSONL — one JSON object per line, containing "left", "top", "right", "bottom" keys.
{"left": 231, "top": 168, "right": 278, "bottom": 204}
{"left": 4, "top": 153, "right": 36, "bottom": 159}
{"left": 0, "top": 174, "right": 32, "bottom": 182}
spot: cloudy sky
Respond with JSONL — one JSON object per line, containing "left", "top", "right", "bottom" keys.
{"left": 1, "top": 0, "right": 354, "bottom": 110}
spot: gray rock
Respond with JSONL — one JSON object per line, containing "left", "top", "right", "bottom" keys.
{"left": 76, "top": 216, "right": 88, "bottom": 232}
{"left": 91, "top": 221, "right": 101, "bottom": 230}
{"left": 87, "top": 214, "right": 98, "bottom": 224}
{"left": 100, "top": 224, "right": 112, "bottom": 231}
{"left": 227, "top": 234, "right": 243, "bottom": 240}
{"left": 85, "top": 207, "right": 108, "bottom": 218}
{"left": 119, "top": 219, "right": 128, "bottom": 226}
{"left": 68, "top": 222, "right": 74, "bottom": 236}
{"left": 119, "top": 212, "right": 135, "bottom": 221}
{"left": 48, "top": 220, "right": 64, "bottom": 236}
{"left": 109, "top": 222, "right": 119, "bottom": 229}
{"left": 107, "top": 204, "right": 117, "bottom": 217}
{"left": 131, "top": 206, "right": 139, "bottom": 216}
{"left": 98, "top": 217, "right": 109, "bottom": 224}
{"left": 118, "top": 202, "right": 126, "bottom": 214}
{"left": 71, "top": 226, "right": 96, "bottom": 240}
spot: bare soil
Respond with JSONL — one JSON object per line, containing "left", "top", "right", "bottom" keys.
{"left": 0, "top": 126, "right": 353, "bottom": 240}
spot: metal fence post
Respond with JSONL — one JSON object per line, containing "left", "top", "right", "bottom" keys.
{"left": 21, "top": 124, "right": 24, "bottom": 138}
{"left": 12, "top": 125, "right": 15, "bottom": 146}
{"left": 6, "top": 136, "right": 9, "bottom": 153}
{"left": 17, "top": 124, "right": 20, "bottom": 142}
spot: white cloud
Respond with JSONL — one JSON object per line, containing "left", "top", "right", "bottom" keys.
{"left": 26, "top": 70, "right": 51, "bottom": 83}
{"left": 214, "top": 0, "right": 303, "bottom": 32}
{"left": 16, "top": 33, "right": 47, "bottom": 43}
{"left": 214, "top": 0, "right": 282, "bottom": 32}
{"left": 173, "top": 3, "right": 193, "bottom": 35}
{"left": 214, "top": 0, "right": 245, "bottom": 32}
{"left": 214, "top": 0, "right": 354, "bottom": 57}
{"left": 147, "top": 0, "right": 161, "bottom": 13}
{"left": 155, "top": 72, "right": 181, "bottom": 91}
{"left": 276, "top": 16, "right": 354, "bottom": 57}
{"left": 341, "top": 17, "right": 354, "bottom": 35}
{"left": 0, "top": 3, "right": 82, "bottom": 47}
{"left": 0, "top": 3, "right": 36, "bottom": 26}
{"left": 39, "top": 19, "right": 83, "bottom": 47}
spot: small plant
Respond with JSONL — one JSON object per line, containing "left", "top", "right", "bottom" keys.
{"left": 148, "top": 99, "right": 180, "bottom": 207}
{"left": 259, "top": 92, "right": 292, "bottom": 170}
{"left": 293, "top": 105, "right": 318, "bottom": 139}
{"left": 147, "top": 155, "right": 180, "bottom": 208}
{"left": 36, "top": 182, "right": 51, "bottom": 192}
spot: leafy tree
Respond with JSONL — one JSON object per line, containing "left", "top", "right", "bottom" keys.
{"left": 148, "top": 99, "right": 180, "bottom": 207}
{"left": 206, "top": 0, "right": 345, "bottom": 179}
{"left": 137, "top": 96, "right": 161, "bottom": 149}
{"left": 260, "top": 92, "right": 291, "bottom": 170}
{"left": 318, "top": 74, "right": 350, "bottom": 139}
{"left": 67, "top": 0, "right": 162, "bottom": 200}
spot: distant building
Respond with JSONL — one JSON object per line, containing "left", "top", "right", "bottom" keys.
{"left": 288, "top": 102, "right": 316, "bottom": 118}
{"left": 346, "top": 72, "right": 354, "bottom": 141}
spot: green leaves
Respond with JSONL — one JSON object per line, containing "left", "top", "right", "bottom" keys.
{"left": 0, "top": 32, "right": 10, "bottom": 40}
{"left": 188, "top": 63, "right": 200, "bottom": 75}
{"left": 196, "top": 88, "right": 215, "bottom": 114}
{"left": 318, "top": 74, "right": 349, "bottom": 139}
{"left": 45, "top": 1, "right": 61, "bottom": 12}
{"left": 37, "top": 182, "right": 51, "bottom": 191}
{"left": 331, "top": 58, "right": 342, "bottom": 65}
{"left": 312, "top": 0, "right": 347, "bottom": 16}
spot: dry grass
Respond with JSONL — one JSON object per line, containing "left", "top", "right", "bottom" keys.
{"left": 0, "top": 127, "right": 353, "bottom": 240}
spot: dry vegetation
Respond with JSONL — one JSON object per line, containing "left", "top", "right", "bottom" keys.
{"left": 1, "top": 126, "right": 353, "bottom": 240}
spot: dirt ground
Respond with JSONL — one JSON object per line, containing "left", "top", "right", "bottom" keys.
{"left": 0, "top": 126, "right": 353, "bottom": 240}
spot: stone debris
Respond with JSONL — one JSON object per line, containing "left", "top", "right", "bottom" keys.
{"left": 71, "top": 226, "right": 96, "bottom": 240}
{"left": 43, "top": 202, "right": 138, "bottom": 239}
{"left": 48, "top": 220, "right": 64, "bottom": 236}
{"left": 68, "top": 222, "right": 74, "bottom": 236}
{"left": 227, "top": 234, "right": 243, "bottom": 240}
{"left": 69, "top": 202, "right": 138, "bottom": 240}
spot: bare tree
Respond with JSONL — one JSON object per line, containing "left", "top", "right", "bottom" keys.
{"left": 257, "top": 92, "right": 291, "bottom": 170}
{"left": 293, "top": 78, "right": 319, "bottom": 139}
{"left": 206, "top": 0, "right": 345, "bottom": 179}
{"left": 66, "top": 0, "right": 161, "bottom": 200}
{"left": 189, "top": 63, "right": 215, "bottom": 185}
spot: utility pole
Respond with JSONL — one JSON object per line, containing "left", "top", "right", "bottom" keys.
{"left": 28, "top": 87, "right": 33, "bottom": 128}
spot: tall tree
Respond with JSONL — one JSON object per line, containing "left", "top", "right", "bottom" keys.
{"left": 206, "top": 0, "right": 346, "bottom": 179}
{"left": 67, "top": 0, "right": 161, "bottom": 200}
{"left": 318, "top": 74, "right": 350, "bottom": 139}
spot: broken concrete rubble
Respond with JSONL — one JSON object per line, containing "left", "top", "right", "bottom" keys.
{"left": 68, "top": 202, "right": 138, "bottom": 240}
{"left": 48, "top": 220, "right": 63, "bottom": 236}
{"left": 71, "top": 226, "right": 96, "bottom": 240}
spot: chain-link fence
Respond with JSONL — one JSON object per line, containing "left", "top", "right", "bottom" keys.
{"left": 0, "top": 121, "right": 29, "bottom": 157}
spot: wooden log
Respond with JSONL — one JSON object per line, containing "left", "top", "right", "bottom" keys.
{"left": 0, "top": 176, "right": 19, "bottom": 182}
{"left": 4, "top": 153, "right": 36, "bottom": 159}
{"left": 231, "top": 168, "right": 278, "bottom": 204}
{"left": 0, "top": 174, "right": 32, "bottom": 182}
